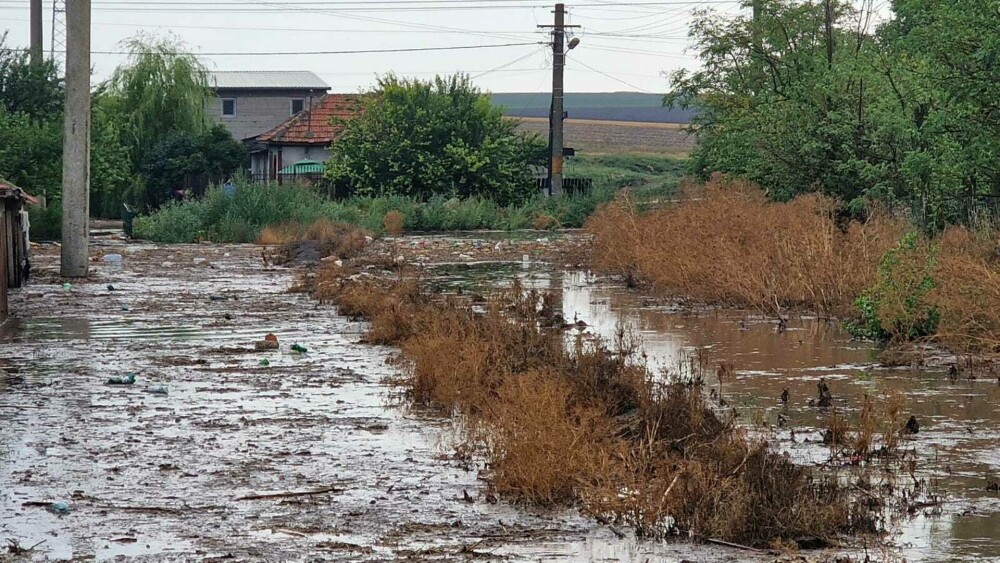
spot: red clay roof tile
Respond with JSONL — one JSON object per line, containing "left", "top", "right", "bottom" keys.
{"left": 256, "top": 94, "right": 360, "bottom": 145}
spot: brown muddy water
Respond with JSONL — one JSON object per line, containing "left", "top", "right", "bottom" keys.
{"left": 1, "top": 237, "right": 998, "bottom": 562}
{"left": 433, "top": 263, "right": 1000, "bottom": 562}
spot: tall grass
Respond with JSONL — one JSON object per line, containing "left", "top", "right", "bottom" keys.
{"left": 132, "top": 154, "right": 688, "bottom": 243}
{"left": 587, "top": 176, "right": 906, "bottom": 319}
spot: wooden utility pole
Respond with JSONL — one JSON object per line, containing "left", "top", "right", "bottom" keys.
{"left": 61, "top": 0, "right": 91, "bottom": 277}
{"left": 30, "top": 0, "right": 43, "bottom": 66}
{"left": 539, "top": 4, "right": 578, "bottom": 197}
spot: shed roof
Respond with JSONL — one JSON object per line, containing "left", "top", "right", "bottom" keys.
{"left": 208, "top": 71, "right": 329, "bottom": 91}
{"left": 0, "top": 179, "right": 38, "bottom": 204}
{"left": 256, "top": 94, "right": 360, "bottom": 146}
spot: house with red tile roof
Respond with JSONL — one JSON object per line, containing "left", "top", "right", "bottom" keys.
{"left": 247, "top": 94, "right": 360, "bottom": 183}
{"left": 208, "top": 71, "right": 330, "bottom": 142}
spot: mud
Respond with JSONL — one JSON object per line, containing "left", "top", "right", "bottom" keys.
{"left": 6, "top": 233, "right": 998, "bottom": 561}
{"left": 1, "top": 239, "right": 763, "bottom": 562}
{"left": 433, "top": 265, "right": 1000, "bottom": 562}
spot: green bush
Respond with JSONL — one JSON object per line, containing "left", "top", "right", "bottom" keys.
{"left": 848, "top": 232, "right": 940, "bottom": 342}
{"left": 132, "top": 154, "right": 688, "bottom": 242}
{"left": 28, "top": 201, "right": 61, "bottom": 241}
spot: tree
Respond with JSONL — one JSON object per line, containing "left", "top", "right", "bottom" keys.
{"left": 106, "top": 35, "right": 211, "bottom": 171}
{"left": 0, "top": 33, "right": 63, "bottom": 197}
{"left": 139, "top": 125, "right": 247, "bottom": 208}
{"left": 0, "top": 32, "right": 63, "bottom": 121}
{"left": 668, "top": 0, "right": 1000, "bottom": 225}
{"left": 0, "top": 111, "right": 62, "bottom": 196}
{"left": 91, "top": 91, "right": 139, "bottom": 217}
{"left": 326, "top": 74, "right": 544, "bottom": 206}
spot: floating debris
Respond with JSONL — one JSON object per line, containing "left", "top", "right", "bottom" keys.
{"left": 107, "top": 373, "right": 137, "bottom": 385}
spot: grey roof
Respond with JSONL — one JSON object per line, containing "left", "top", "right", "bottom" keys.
{"left": 208, "top": 71, "right": 330, "bottom": 91}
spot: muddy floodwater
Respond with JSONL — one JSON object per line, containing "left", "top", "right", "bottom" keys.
{"left": 2, "top": 236, "right": 999, "bottom": 562}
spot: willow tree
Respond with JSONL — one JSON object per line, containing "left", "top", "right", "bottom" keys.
{"left": 105, "top": 35, "right": 211, "bottom": 171}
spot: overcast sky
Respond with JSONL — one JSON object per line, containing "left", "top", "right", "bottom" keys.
{"left": 0, "top": 1, "right": 754, "bottom": 94}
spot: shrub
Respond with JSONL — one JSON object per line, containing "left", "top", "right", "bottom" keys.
{"left": 27, "top": 200, "right": 61, "bottom": 241}
{"left": 307, "top": 271, "right": 870, "bottom": 546}
{"left": 848, "top": 232, "right": 940, "bottom": 342}
{"left": 383, "top": 210, "right": 405, "bottom": 236}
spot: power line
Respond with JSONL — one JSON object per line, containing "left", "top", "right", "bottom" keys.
{"left": 0, "top": 0, "right": 740, "bottom": 9}
{"left": 568, "top": 54, "right": 658, "bottom": 93}
{"left": 0, "top": 16, "right": 542, "bottom": 35}
{"left": 471, "top": 46, "right": 547, "bottom": 79}
{"left": 94, "top": 42, "right": 541, "bottom": 57}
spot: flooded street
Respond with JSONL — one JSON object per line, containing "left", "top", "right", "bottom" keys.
{"left": 438, "top": 265, "right": 1000, "bottom": 562}
{"left": 0, "top": 239, "right": 748, "bottom": 562}
{"left": 2, "top": 236, "right": 999, "bottom": 561}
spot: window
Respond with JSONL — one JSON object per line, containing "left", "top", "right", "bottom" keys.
{"left": 222, "top": 99, "right": 236, "bottom": 116}
{"left": 291, "top": 99, "right": 305, "bottom": 115}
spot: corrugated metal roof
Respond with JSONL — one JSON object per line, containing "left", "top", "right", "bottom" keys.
{"left": 208, "top": 71, "right": 330, "bottom": 90}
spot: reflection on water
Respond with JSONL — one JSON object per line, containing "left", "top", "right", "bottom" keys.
{"left": 429, "top": 262, "right": 1000, "bottom": 562}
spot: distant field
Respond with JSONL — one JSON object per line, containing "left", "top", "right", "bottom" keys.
{"left": 515, "top": 117, "right": 696, "bottom": 155}
{"left": 491, "top": 92, "right": 695, "bottom": 124}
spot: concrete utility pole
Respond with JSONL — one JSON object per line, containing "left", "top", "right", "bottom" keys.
{"left": 30, "top": 0, "right": 43, "bottom": 66}
{"left": 61, "top": 0, "right": 91, "bottom": 277}
{"left": 539, "top": 4, "right": 579, "bottom": 197}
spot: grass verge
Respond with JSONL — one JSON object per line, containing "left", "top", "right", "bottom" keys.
{"left": 132, "top": 154, "right": 686, "bottom": 243}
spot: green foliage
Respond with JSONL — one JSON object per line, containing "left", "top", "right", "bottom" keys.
{"left": 106, "top": 34, "right": 211, "bottom": 177}
{"left": 0, "top": 112, "right": 62, "bottom": 197}
{"left": 0, "top": 33, "right": 63, "bottom": 120}
{"left": 848, "top": 232, "right": 939, "bottom": 342}
{"left": 134, "top": 154, "right": 686, "bottom": 242}
{"left": 668, "top": 0, "right": 1000, "bottom": 221}
{"left": 135, "top": 183, "right": 332, "bottom": 243}
{"left": 91, "top": 93, "right": 138, "bottom": 218}
{"left": 27, "top": 200, "right": 61, "bottom": 241}
{"left": 326, "top": 74, "right": 545, "bottom": 206}
{"left": 0, "top": 34, "right": 64, "bottom": 199}
{"left": 139, "top": 125, "right": 247, "bottom": 208}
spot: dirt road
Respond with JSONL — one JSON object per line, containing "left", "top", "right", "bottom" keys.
{"left": 1, "top": 239, "right": 750, "bottom": 562}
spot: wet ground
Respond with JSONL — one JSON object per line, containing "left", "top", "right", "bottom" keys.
{"left": 4, "top": 235, "right": 999, "bottom": 561}
{"left": 435, "top": 264, "right": 1000, "bottom": 562}
{"left": 1, "top": 238, "right": 766, "bottom": 563}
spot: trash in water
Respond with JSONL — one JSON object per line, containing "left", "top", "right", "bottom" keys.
{"left": 107, "top": 373, "right": 137, "bottom": 385}
{"left": 290, "top": 344, "right": 308, "bottom": 354}
{"left": 122, "top": 305, "right": 130, "bottom": 311}
{"left": 259, "top": 358, "right": 270, "bottom": 367}
{"left": 61, "top": 282, "right": 71, "bottom": 290}
{"left": 209, "top": 295, "right": 227, "bottom": 302}
{"left": 107, "top": 284, "right": 116, "bottom": 291}
{"left": 48, "top": 502, "right": 71, "bottom": 515}
{"left": 256, "top": 334, "right": 279, "bottom": 351}
{"left": 103, "top": 254, "right": 123, "bottom": 262}
{"left": 145, "top": 385, "right": 168, "bottom": 395}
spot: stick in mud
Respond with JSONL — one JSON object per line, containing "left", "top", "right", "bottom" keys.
{"left": 235, "top": 486, "right": 343, "bottom": 501}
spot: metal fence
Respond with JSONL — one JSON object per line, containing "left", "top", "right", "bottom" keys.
{"left": 247, "top": 173, "right": 324, "bottom": 186}
{"left": 535, "top": 177, "right": 594, "bottom": 196}
{"left": 914, "top": 194, "right": 1000, "bottom": 231}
